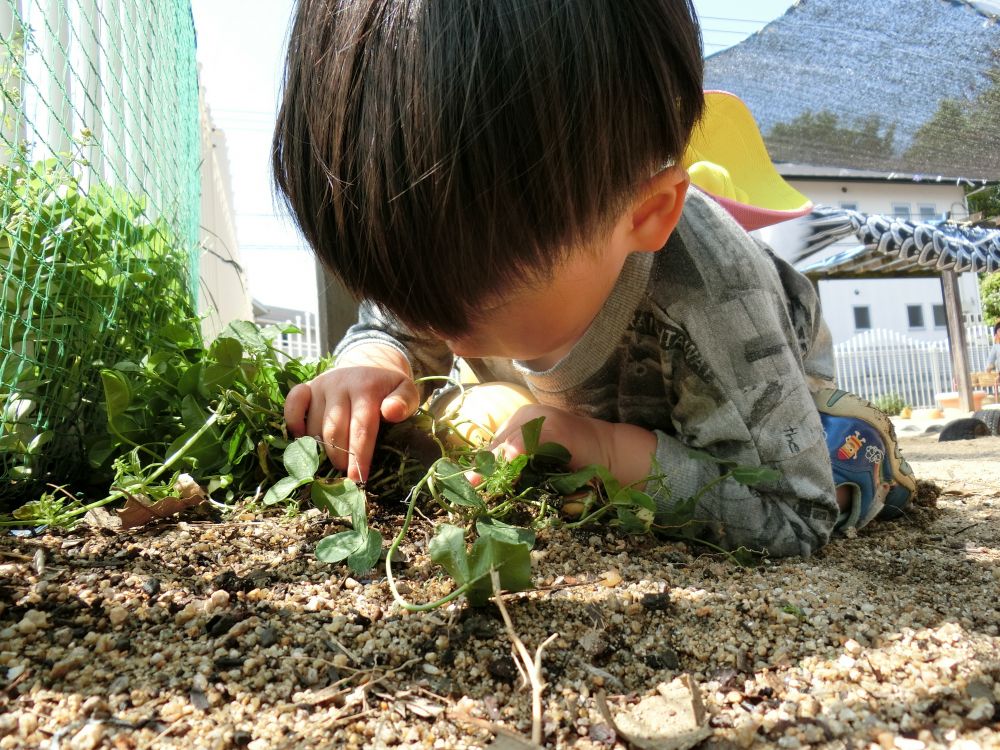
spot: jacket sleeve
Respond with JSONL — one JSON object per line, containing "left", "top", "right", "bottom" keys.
{"left": 333, "top": 301, "right": 455, "bottom": 399}
{"left": 645, "top": 287, "right": 839, "bottom": 558}
{"left": 987, "top": 344, "right": 999, "bottom": 371}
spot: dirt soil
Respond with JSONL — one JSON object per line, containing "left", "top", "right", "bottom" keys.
{"left": 1, "top": 434, "right": 999, "bottom": 750}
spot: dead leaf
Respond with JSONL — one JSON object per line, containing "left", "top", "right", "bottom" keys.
{"left": 596, "top": 675, "right": 712, "bottom": 750}
{"left": 117, "top": 474, "right": 207, "bottom": 529}
{"left": 403, "top": 696, "right": 445, "bottom": 719}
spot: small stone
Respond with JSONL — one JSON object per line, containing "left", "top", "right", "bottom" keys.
{"left": 258, "top": 626, "right": 278, "bottom": 648}
{"left": 967, "top": 698, "right": 994, "bottom": 722}
{"left": 17, "top": 610, "right": 47, "bottom": 635}
{"left": 600, "top": 569, "right": 622, "bottom": 588}
{"left": 843, "top": 638, "right": 862, "bottom": 656}
{"left": 640, "top": 592, "right": 672, "bottom": 611}
{"left": 343, "top": 578, "right": 361, "bottom": 590}
{"left": 333, "top": 653, "right": 350, "bottom": 669}
{"left": 893, "top": 738, "right": 925, "bottom": 750}
{"left": 108, "top": 606, "right": 129, "bottom": 627}
{"left": 17, "top": 712, "right": 37, "bottom": 737}
{"left": 206, "top": 590, "right": 230, "bottom": 613}
{"left": 141, "top": 578, "right": 161, "bottom": 597}
{"left": 69, "top": 722, "right": 104, "bottom": 750}
{"left": 175, "top": 601, "right": 203, "bottom": 625}
{"left": 81, "top": 696, "right": 111, "bottom": 718}
{"left": 422, "top": 662, "right": 441, "bottom": 676}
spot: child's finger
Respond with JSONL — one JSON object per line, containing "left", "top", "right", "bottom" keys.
{"left": 346, "top": 398, "right": 382, "bottom": 482}
{"left": 284, "top": 383, "right": 312, "bottom": 437}
{"left": 318, "top": 396, "right": 350, "bottom": 471}
{"left": 380, "top": 379, "right": 419, "bottom": 422}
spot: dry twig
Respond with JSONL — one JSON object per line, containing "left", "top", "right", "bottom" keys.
{"left": 490, "top": 569, "right": 558, "bottom": 746}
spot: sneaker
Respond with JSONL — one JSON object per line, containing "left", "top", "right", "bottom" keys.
{"left": 814, "top": 388, "right": 917, "bottom": 528}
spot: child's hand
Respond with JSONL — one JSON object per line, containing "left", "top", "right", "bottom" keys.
{"left": 489, "top": 404, "right": 658, "bottom": 488}
{"left": 284, "top": 344, "right": 418, "bottom": 482}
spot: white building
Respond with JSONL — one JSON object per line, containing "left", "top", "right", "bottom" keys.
{"left": 199, "top": 89, "right": 254, "bottom": 341}
{"left": 757, "top": 166, "right": 984, "bottom": 345}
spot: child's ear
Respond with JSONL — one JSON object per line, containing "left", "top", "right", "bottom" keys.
{"left": 625, "top": 166, "right": 689, "bottom": 253}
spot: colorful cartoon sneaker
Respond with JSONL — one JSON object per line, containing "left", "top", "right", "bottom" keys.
{"left": 814, "top": 388, "right": 917, "bottom": 528}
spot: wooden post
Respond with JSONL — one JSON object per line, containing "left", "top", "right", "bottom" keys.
{"left": 940, "top": 270, "right": 973, "bottom": 411}
{"left": 315, "top": 260, "right": 359, "bottom": 356}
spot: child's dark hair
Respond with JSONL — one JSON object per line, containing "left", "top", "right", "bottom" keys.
{"left": 994, "top": 320, "right": 1000, "bottom": 335}
{"left": 273, "top": 0, "right": 704, "bottom": 335}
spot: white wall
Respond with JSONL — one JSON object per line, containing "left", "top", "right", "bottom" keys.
{"left": 199, "top": 88, "right": 253, "bottom": 341}
{"left": 756, "top": 178, "right": 982, "bottom": 345}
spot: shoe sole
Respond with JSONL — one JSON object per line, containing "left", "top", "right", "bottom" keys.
{"left": 814, "top": 388, "right": 917, "bottom": 496}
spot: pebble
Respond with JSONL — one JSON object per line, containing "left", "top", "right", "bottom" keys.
{"left": 206, "top": 589, "right": 230, "bottom": 613}
{"left": 600, "top": 569, "right": 622, "bottom": 588}
{"left": 343, "top": 578, "right": 361, "bottom": 590}
{"left": 68, "top": 722, "right": 104, "bottom": 750}
{"left": 17, "top": 610, "right": 47, "bottom": 635}
{"left": 108, "top": 606, "right": 129, "bottom": 627}
{"left": 17, "top": 712, "right": 37, "bottom": 737}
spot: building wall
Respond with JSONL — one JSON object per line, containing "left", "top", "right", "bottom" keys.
{"left": 198, "top": 88, "right": 253, "bottom": 341}
{"left": 755, "top": 179, "right": 982, "bottom": 345}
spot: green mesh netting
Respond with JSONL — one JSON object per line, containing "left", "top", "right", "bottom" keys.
{"left": 1, "top": 0, "right": 201, "bottom": 502}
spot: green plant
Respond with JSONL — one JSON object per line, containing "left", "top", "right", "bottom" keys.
{"left": 283, "top": 413, "right": 778, "bottom": 610}
{"left": 980, "top": 272, "right": 1000, "bottom": 327}
{"left": 874, "top": 393, "right": 907, "bottom": 416}
{"left": 0, "top": 156, "right": 199, "bottom": 500}
{"left": 2, "top": 320, "right": 331, "bottom": 528}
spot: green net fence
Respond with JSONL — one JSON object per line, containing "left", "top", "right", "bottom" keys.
{"left": 1, "top": 0, "right": 201, "bottom": 504}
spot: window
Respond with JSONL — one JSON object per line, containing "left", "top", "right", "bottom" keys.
{"left": 933, "top": 304, "right": 947, "bottom": 328}
{"left": 840, "top": 201, "right": 858, "bottom": 211}
{"left": 853, "top": 305, "right": 871, "bottom": 331}
{"left": 918, "top": 204, "right": 938, "bottom": 221}
{"left": 907, "top": 304, "right": 924, "bottom": 329}
{"left": 892, "top": 203, "right": 911, "bottom": 220}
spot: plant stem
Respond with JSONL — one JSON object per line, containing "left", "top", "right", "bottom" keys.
{"left": 53, "top": 408, "right": 225, "bottom": 526}
{"left": 384, "top": 467, "right": 475, "bottom": 612}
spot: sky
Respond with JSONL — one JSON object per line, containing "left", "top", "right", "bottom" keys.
{"left": 190, "top": 0, "right": 797, "bottom": 314}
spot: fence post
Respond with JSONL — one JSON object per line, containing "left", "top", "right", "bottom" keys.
{"left": 1, "top": 0, "right": 26, "bottom": 155}
{"left": 941, "top": 271, "right": 972, "bottom": 410}
{"left": 79, "top": 0, "right": 105, "bottom": 183}
{"left": 43, "top": 0, "right": 73, "bottom": 157}
{"left": 103, "top": 0, "right": 126, "bottom": 180}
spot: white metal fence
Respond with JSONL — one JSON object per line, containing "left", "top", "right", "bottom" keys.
{"left": 833, "top": 324, "right": 995, "bottom": 408}
{"left": 272, "top": 312, "right": 322, "bottom": 361}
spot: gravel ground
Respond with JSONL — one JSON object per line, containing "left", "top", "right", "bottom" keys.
{"left": 1, "top": 434, "right": 999, "bottom": 750}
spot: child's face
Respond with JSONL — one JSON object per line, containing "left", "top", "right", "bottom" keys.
{"left": 442, "top": 165, "right": 689, "bottom": 369}
{"left": 442, "top": 239, "right": 632, "bottom": 370}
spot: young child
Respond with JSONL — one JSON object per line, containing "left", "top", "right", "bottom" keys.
{"left": 986, "top": 321, "right": 1000, "bottom": 388}
{"left": 272, "top": 0, "right": 914, "bottom": 557}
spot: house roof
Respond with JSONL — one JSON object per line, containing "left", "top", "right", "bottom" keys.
{"left": 704, "top": 0, "right": 1000, "bottom": 180}
{"left": 776, "top": 162, "right": 996, "bottom": 185}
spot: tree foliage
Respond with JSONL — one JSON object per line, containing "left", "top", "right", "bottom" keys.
{"left": 904, "top": 55, "right": 1000, "bottom": 181}
{"left": 980, "top": 272, "right": 1000, "bottom": 326}
{"left": 765, "top": 110, "right": 897, "bottom": 170}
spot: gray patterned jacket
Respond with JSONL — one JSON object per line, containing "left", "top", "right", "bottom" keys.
{"left": 335, "top": 189, "right": 840, "bottom": 557}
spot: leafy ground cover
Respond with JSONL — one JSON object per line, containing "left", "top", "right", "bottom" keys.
{"left": 4, "top": 316, "right": 777, "bottom": 609}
